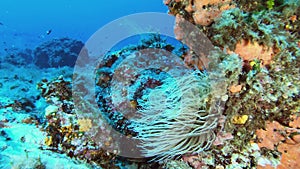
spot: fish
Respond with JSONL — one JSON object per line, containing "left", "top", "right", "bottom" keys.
{"left": 46, "top": 29, "right": 52, "bottom": 35}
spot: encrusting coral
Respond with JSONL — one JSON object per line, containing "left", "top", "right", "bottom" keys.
{"left": 164, "top": 0, "right": 299, "bottom": 168}
{"left": 37, "top": 76, "right": 121, "bottom": 168}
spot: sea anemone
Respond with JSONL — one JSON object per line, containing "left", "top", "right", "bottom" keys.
{"left": 129, "top": 70, "right": 219, "bottom": 161}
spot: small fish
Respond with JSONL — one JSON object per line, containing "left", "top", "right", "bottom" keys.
{"left": 0, "top": 22, "right": 3, "bottom": 26}
{"left": 46, "top": 29, "right": 52, "bottom": 35}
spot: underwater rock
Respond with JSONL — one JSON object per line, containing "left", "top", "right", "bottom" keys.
{"left": 164, "top": 160, "right": 192, "bottom": 169}
{"left": 37, "top": 75, "right": 72, "bottom": 102}
{"left": 165, "top": 0, "right": 234, "bottom": 26}
{"left": 164, "top": 0, "right": 299, "bottom": 168}
{"left": 45, "top": 105, "right": 59, "bottom": 116}
{"left": 4, "top": 97, "right": 35, "bottom": 113}
{"left": 3, "top": 48, "right": 34, "bottom": 66}
{"left": 33, "top": 37, "right": 84, "bottom": 68}
{"left": 192, "top": 0, "right": 234, "bottom": 26}
{"left": 38, "top": 76, "right": 128, "bottom": 168}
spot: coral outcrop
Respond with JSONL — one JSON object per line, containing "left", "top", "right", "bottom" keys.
{"left": 33, "top": 38, "right": 84, "bottom": 68}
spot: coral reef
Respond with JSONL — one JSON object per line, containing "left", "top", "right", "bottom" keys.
{"left": 0, "top": 60, "right": 87, "bottom": 168}
{"left": 92, "top": 34, "right": 243, "bottom": 162}
{"left": 38, "top": 74, "right": 165, "bottom": 168}
{"left": 37, "top": 75, "right": 72, "bottom": 102}
{"left": 224, "top": 48, "right": 300, "bottom": 151}
{"left": 164, "top": 0, "right": 300, "bottom": 168}
{"left": 210, "top": 7, "right": 290, "bottom": 51}
{"left": 0, "top": 0, "right": 299, "bottom": 168}
{"left": 37, "top": 76, "right": 121, "bottom": 168}
{"left": 164, "top": 0, "right": 235, "bottom": 26}
{"left": 33, "top": 37, "right": 84, "bottom": 68}
{"left": 93, "top": 34, "right": 189, "bottom": 137}
{"left": 1, "top": 48, "right": 33, "bottom": 66}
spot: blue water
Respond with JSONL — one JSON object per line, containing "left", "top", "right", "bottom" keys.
{"left": 0, "top": 0, "right": 167, "bottom": 49}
